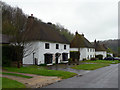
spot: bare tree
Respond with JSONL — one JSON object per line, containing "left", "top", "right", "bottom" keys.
{"left": 2, "top": 2, "right": 36, "bottom": 68}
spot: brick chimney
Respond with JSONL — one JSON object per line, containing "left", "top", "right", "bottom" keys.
{"left": 75, "top": 31, "right": 78, "bottom": 35}
{"left": 27, "top": 14, "right": 34, "bottom": 26}
{"left": 81, "top": 33, "right": 84, "bottom": 36}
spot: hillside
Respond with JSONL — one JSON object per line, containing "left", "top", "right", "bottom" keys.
{"left": 1, "top": 1, "right": 74, "bottom": 42}
{"left": 99, "top": 39, "right": 120, "bottom": 56}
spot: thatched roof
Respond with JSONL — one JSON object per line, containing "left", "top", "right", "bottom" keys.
{"left": 94, "top": 41, "right": 106, "bottom": 51}
{"left": 70, "top": 32, "right": 94, "bottom": 48}
{"left": 25, "top": 16, "right": 69, "bottom": 44}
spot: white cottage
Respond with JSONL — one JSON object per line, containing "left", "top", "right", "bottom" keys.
{"left": 94, "top": 40, "right": 107, "bottom": 59}
{"left": 23, "top": 15, "right": 70, "bottom": 65}
{"left": 70, "top": 32, "right": 95, "bottom": 60}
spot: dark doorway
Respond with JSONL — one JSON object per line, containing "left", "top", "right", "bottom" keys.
{"left": 55, "top": 53, "right": 61, "bottom": 64}
{"left": 44, "top": 54, "right": 53, "bottom": 64}
{"left": 62, "top": 53, "right": 68, "bottom": 61}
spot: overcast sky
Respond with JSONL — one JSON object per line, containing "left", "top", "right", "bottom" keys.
{"left": 1, "top": 0, "right": 119, "bottom": 42}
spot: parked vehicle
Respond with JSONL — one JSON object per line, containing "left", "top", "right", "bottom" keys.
{"left": 113, "top": 57, "right": 120, "bottom": 60}
{"left": 104, "top": 57, "right": 114, "bottom": 60}
{"left": 104, "top": 57, "right": 120, "bottom": 60}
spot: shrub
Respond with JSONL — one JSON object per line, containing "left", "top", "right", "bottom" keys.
{"left": 83, "top": 58, "right": 86, "bottom": 61}
{"left": 90, "top": 58, "right": 96, "bottom": 61}
{"left": 70, "top": 51, "right": 80, "bottom": 61}
{"left": 95, "top": 55, "right": 103, "bottom": 60}
{"left": 68, "top": 58, "right": 72, "bottom": 63}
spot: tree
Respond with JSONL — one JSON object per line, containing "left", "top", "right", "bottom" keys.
{"left": 2, "top": 2, "right": 36, "bottom": 68}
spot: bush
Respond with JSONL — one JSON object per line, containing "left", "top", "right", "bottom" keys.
{"left": 2, "top": 45, "right": 23, "bottom": 67}
{"left": 90, "top": 58, "right": 96, "bottom": 61}
{"left": 95, "top": 55, "right": 103, "bottom": 60}
{"left": 68, "top": 58, "right": 72, "bottom": 63}
{"left": 83, "top": 58, "right": 86, "bottom": 61}
{"left": 70, "top": 51, "right": 80, "bottom": 61}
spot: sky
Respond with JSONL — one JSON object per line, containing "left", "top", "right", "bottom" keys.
{"left": 1, "top": 0, "right": 119, "bottom": 42}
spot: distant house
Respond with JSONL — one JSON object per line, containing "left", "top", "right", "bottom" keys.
{"left": 103, "top": 44, "right": 113, "bottom": 57}
{"left": 94, "top": 40, "right": 107, "bottom": 59}
{"left": 23, "top": 14, "right": 70, "bottom": 65}
{"left": 70, "top": 32, "right": 95, "bottom": 60}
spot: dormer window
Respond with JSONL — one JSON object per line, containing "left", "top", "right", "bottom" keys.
{"left": 45, "top": 43, "right": 49, "bottom": 49}
{"left": 56, "top": 44, "right": 59, "bottom": 49}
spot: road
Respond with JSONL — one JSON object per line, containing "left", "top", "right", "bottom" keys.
{"left": 43, "top": 64, "right": 118, "bottom": 88}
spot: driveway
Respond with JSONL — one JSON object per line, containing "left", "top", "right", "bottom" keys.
{"left": 43, "top": 64, "right": 118, "bottom": 88}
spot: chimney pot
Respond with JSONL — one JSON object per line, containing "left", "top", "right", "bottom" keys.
{"left": 75, "top": 31, "right": 78, "bottom": 35}
{"left": 31, "top": 14, "right": 33, "bottom": 17}
{"left": 82, "top": 33, "right": 84, "bottom": 36}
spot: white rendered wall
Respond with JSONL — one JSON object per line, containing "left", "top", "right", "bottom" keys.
{"left": 23, "top": 41, "right": 39, "bottom": 64}
{"left": 70, "top": 48, "right": 95, "bottom": 61}
{"left": 80, "top": 48, "right": 95, "bottom": 60}
{"left": 23, "top": 41, "right": 70, "bottom": 65}
{"left": 38, "top": 41, "right": 70, "bottom": 65}
{"left": 95, "top": 51, "right": 107, "bottom": 59}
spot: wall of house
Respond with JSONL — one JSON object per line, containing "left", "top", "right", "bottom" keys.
{"left": 38, "top": 41, "right": 70, "bottom": 65}
{"left": 80, "top": 48, "right": 95, "bottom": 60}
{"left": 23, "top": 41, "right": 39, "bottom": 64}
{"left": 70, "top": 48, "right": 95, "bottom": 60}
{"left": 95, "top": 51, "right": 107, "bottom": 59}
{"left": 23, "top": 41, "right": 70, "bottom": 65}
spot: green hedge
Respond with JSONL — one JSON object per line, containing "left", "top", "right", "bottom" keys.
{"left": 70, "top": 51, "right": 80, "bottom": 61}
{"left": 2, "top": 45, "right": 23, "bottom": 67}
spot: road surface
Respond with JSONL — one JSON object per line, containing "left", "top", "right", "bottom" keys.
{"left": 43, "top": 64, "right": 118, "bottom": 88}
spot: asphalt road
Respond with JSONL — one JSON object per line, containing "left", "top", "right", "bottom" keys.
{"left": 43, "top": 64, "right": 118, "bottom": 88}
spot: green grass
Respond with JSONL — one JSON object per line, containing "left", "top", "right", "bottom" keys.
{"left": 3, "top": 65, "right": 77, "bottom": 79}
{"left": 71, "top": 64, "right": 110, "bottom": 70}
{"left": 2, "top": 72, "right": 33, "bottom": 78}
{"left": 81, "top": 60, "right": 119, "bottom": 64}
{"left": 2, "top": 77, "right": 26, "bottom": 88}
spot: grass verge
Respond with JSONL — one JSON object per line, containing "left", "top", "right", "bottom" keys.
{"left": 3, "top": 65, "right": 77, "bottom": 79}
{"left": 2, "top": 77, "right": 26, "bottom": 88}
{"left": 81, "top": 60, "right": 119, "bottom": 64}
{"left": 71, "top": 64, "right": 110, "bottom": 70}
{"left": 2, "top": 72, "right": 33, "bottom": 78}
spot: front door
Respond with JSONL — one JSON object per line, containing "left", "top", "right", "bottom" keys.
{"left": 44, "top": 54, "right": 53, "bottom": 64}
{"left": 55, "top": 54, "right": 59, "bottom": 64}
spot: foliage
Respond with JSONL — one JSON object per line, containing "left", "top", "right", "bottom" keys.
{"left": 3, "top": 65, "right": 77, "bottom": 79}
{"left": 107, "top": 54, "right": 112, "bottom": 57}
{"left": 70, "top": 51, "right": 80, "bottom": 61}
{"left": 71, "top": 64, "right": 110, "bottom": 70}
{"left": 95, "top": 55, "right": 103, "bottom": 60}
{"left": 2, "top": 77, "right": 26, "bottom": 88}
{"left": 2, "top": 45, "right": 23, "bottom": 67}
{"left": 90, "top": 58, "right": 96, "bottom": 61}
{"left": 2, "top": 72, "right": 33, "bottom": 78}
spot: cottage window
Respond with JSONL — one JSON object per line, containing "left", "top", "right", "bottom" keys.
{"left": 88, "top": 48, "right": 89, "bottom": 52}
{"left": 56, "top": 44, "right": 59, "bottom": 49}
{"left": 64, "top": 45, "right": 66, "bottom": 49}
{"left": 45, "top": 43, "right": 49, "bottom": 49}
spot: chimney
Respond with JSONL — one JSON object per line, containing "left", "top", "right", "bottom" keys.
{"left": 81, "top": 33, "right": 84, "bottom": 36}
{"left": 28, "top": 14, "right": 34, "bottom": 19}
{"left": 75, "top": 31, "right": 78, "bottom": 35}
{"left": 47, "top": 22, "right": 52, "bottom": 25}
{"left": 27, "top": 14, "right": 34, "bottom": 26}
{"left": 94, "top": 39, "right": 96, "bottom": 43}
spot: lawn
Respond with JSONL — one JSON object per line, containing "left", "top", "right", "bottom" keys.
{"left": 1, "top": 77, "right": 26, "bottom": 88}
{"left": 71, "top": 63, "right": 110, "bottom": 70}
{"left": 81, "top": 60, "right": 119, "bottom": 64}
{"left": 3, "top": 65, "right": 77, "bottom": 79}
{"left": 2, "top": 72, "right": 33, "bottom": 78}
